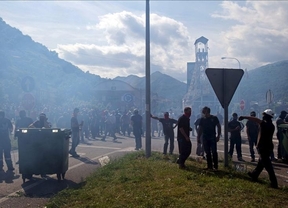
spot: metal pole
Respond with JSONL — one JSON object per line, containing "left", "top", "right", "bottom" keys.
{"left": 145, "top": 0, "right": 151, "bottom": 158}
{"left": 223, "top": 69, "right": 229, "bottom": 167}
{"left": 221, "top": 57, "right": 241, "bottom": 105}
{"left": 234, "top": 58, "right": 241, "bottom": 69}
{"left": 224, "top": 105, "right": 229, "bottom": 167}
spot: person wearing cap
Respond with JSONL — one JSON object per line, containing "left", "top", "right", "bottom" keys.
{"left": 276, "top": 110, "right": 288, "bottom": 161}
{"left": 228, "top": 113, "right": 245, "bottom": 161}
{"left": 239, "top": 109, "right": 278, "bottom": 188}
{"left": 246, "top": 111, "right": 259, "bottom": 162}
{"left": 69, "top": 108, "right": 83, "bottom": 158}
{"left": 151, "top": 112, "right": 178, "bottom": 155}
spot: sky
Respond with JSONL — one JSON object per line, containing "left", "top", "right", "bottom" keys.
{"left": 0, "top": 1, "right": 288, "bottom": 82}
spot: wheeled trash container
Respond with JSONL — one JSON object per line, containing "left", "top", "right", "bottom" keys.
{"left": 15, "top": 128, "right": 71, "bottom": 183}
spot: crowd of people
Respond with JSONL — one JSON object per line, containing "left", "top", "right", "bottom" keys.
{"left": 1, "top": 101, "right": 288, "bottom": 188}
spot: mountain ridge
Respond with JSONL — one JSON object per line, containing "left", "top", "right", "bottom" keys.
{"left": 0, "top": 17, "right": 287, "bottom": 114}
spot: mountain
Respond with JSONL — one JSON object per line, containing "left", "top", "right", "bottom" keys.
{"left": 0, "top": 17, "right": 186, "bottom": 113}
{"left": 0, "top": 17, "right": 287, "bottom": 115}
{"left": 114, "top": 71, "right": 187, "bottom": 100}
{"left": 237, "top": 60, "right": 288, "bottom": 113}
{"left": 0, "top": 17, "right": 103, "bottom": 108}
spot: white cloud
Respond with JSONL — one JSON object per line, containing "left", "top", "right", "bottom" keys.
{"left": 211, "top": 1, "right": 288, "bottom": 69}
{"left": 1, "top": 1, "right": 287, "bottom": 81}
{"left": 56, "top": 11, "right": 194, "bottom": 82}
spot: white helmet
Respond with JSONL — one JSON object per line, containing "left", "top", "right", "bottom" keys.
{"left": 263, "top": 109, "right": 274, "bottom": 118}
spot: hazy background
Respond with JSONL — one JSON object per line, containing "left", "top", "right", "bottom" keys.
{"left": 1, "top": 1, "right": 287, "bottom": 82}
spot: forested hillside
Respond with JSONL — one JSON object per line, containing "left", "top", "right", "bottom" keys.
{"left": 238, "top": 60, "right": 288, "bottom": 112}
{"left": 0, "top": 17, "right": 287, "bottom": 115}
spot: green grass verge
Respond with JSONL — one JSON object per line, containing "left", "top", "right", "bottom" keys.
{"left": 46, "top": 152, "right": 288, "bottom": 208}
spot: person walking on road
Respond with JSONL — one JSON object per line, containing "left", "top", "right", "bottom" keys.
{"left": 0, "top": 111, "right": 14, "bottom": 171}
{"left": 239, "top": 109, "right": 278, "bottom": 189}
{"left": 69, "top": 108, "right": 83, "bottom": 158}
{"left": 276, "top": 111, "right": 288, "bottom": 161}
{"left": 228, "top": 113, "right": 245, "bottom": 161}
{"left": 151, "top": 112, "right": 177, "bottom": 155}
{"left": 176, "top": 107, "right": 192, "bottom": 169}
{"left": 131, "top": 109, "right": 142, "bottom": 150}
{"left": 197, "top": 106, "right": 221, "bottom": 170}
{"left": 246, "top": 111, "right": 259, "bottom": 162}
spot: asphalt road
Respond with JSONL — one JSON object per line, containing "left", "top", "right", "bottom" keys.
{"left": 0, "top": 132, "right": 287, "bottom": 208}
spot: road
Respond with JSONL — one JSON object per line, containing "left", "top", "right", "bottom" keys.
{"left": 0, "top": 133, "right": 287, "bottom": 208}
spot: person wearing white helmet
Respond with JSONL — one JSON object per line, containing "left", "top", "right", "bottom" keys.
{"left": 239, "top": 109, "right": 278, "bottom": 188}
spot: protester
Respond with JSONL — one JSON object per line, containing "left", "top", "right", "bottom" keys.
{"left": 197, "top": 106, "right": 221, "bottom": 170}
{"left": 15, "top": 110, "right": 33, "bottom": 164}
{"left": 228, "top": 113, "right": 245, "bottom": 161}
{"left": 69, "top": 108, "right": 83, "bottom": 158}
{"left": 131, "top": 109, "right": 142, "bottom": 150}
{"left": 239, "top": 109, "right": 278, "bottom": 189}
{"left": 29, "top": 113, "right": 51, "bottom": 128}
{"left": 246, "top": 111, "right": 259, "bottom": 162}
{"left": 15, "top": 110, "right": 33, "bottom": 130}
{"left": 276, "top": 111, "right": 288, "bottom": 161}
{"left": 176, "top": 107, "right": 192, "bottom": 169}
{"left": 0, "top": 110, "right": 14, "bottom": 171}
{"left": 151, "top": 112, "right": 177, "bottom": 155}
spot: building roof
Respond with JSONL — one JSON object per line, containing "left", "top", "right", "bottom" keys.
{"left": 194, "top": 36, "right": 209, "bottom": 45}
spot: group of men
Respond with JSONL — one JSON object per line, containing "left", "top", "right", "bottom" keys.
{"left": 0, "top": 105, "right": 284, "bottom": 189}
{"left": 152, "top": 106, "right": 281, "bottom": 189}
{"left": 0, "top": 108, "right": 81, "bottom": 172}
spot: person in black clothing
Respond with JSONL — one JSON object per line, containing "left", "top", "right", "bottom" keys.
{"left": 69, "top": 108, "right": 83, "bottom": 157}
{"left": 29, "top": 113, "right": 51, "bottom": 128}
{"left": 0, "top": 111, "right": 14, "bottom": 171}
{"left": 190, "top": 112, "right": 196, "bottom": 136}
{"left": 228, "top": 113, "right": 245, "bottom": 161}
{"left": 15, "top": 110, "right": 33, "bottom": 164}
{"left": 131, "top": 109, "right": 142, "bottom": 150}
{"left": 15, "top": 110, "right": 33, "bottom": 130}
{"left": 197, "top": 106, "right": 221, "bottom": 170}
{"left": 28, "top": 112, "right": 52, "bottom": 178}
{"left": 176, "top": 107, "right": 192, "bottom": 169}
{"left": 246, "top": 111, "right": 259, "bottom": 162}
{"left": 151, "top": 112, "right": 177, "bottom": 155}
{"left": 239, "top": 109, "right": 278, "bottom": 189}
{"left": 276, "top": 111, "right": 287, "bottom": 161}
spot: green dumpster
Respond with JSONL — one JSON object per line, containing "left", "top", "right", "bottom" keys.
{"left": 15, "top": 128, "right": 71, "bottom": 182}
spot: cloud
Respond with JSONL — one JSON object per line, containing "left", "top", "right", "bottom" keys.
{"left": 212, "top": 1, "right": 288, "bottom": 69}
{"left": 55, "top": 11, "right": 194, "bottom": 82}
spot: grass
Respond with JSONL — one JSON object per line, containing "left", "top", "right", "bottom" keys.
{"left": 46, "top": 152, "right": 288, "bottom": 208}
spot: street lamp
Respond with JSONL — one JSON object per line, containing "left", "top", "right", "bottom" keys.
{"left": 221, "top": 56, "right": 242, "bottom": 106}
{"left": 221, "top": 57, "right": 241, "bottom": 69}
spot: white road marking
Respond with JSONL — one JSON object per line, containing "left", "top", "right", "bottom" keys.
{"left": 0, "top": 146, "right": 134, "bottom": 204}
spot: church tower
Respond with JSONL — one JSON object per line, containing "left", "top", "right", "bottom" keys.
{"left": 183, "top": 36, "right": 217, "bottom": 113}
